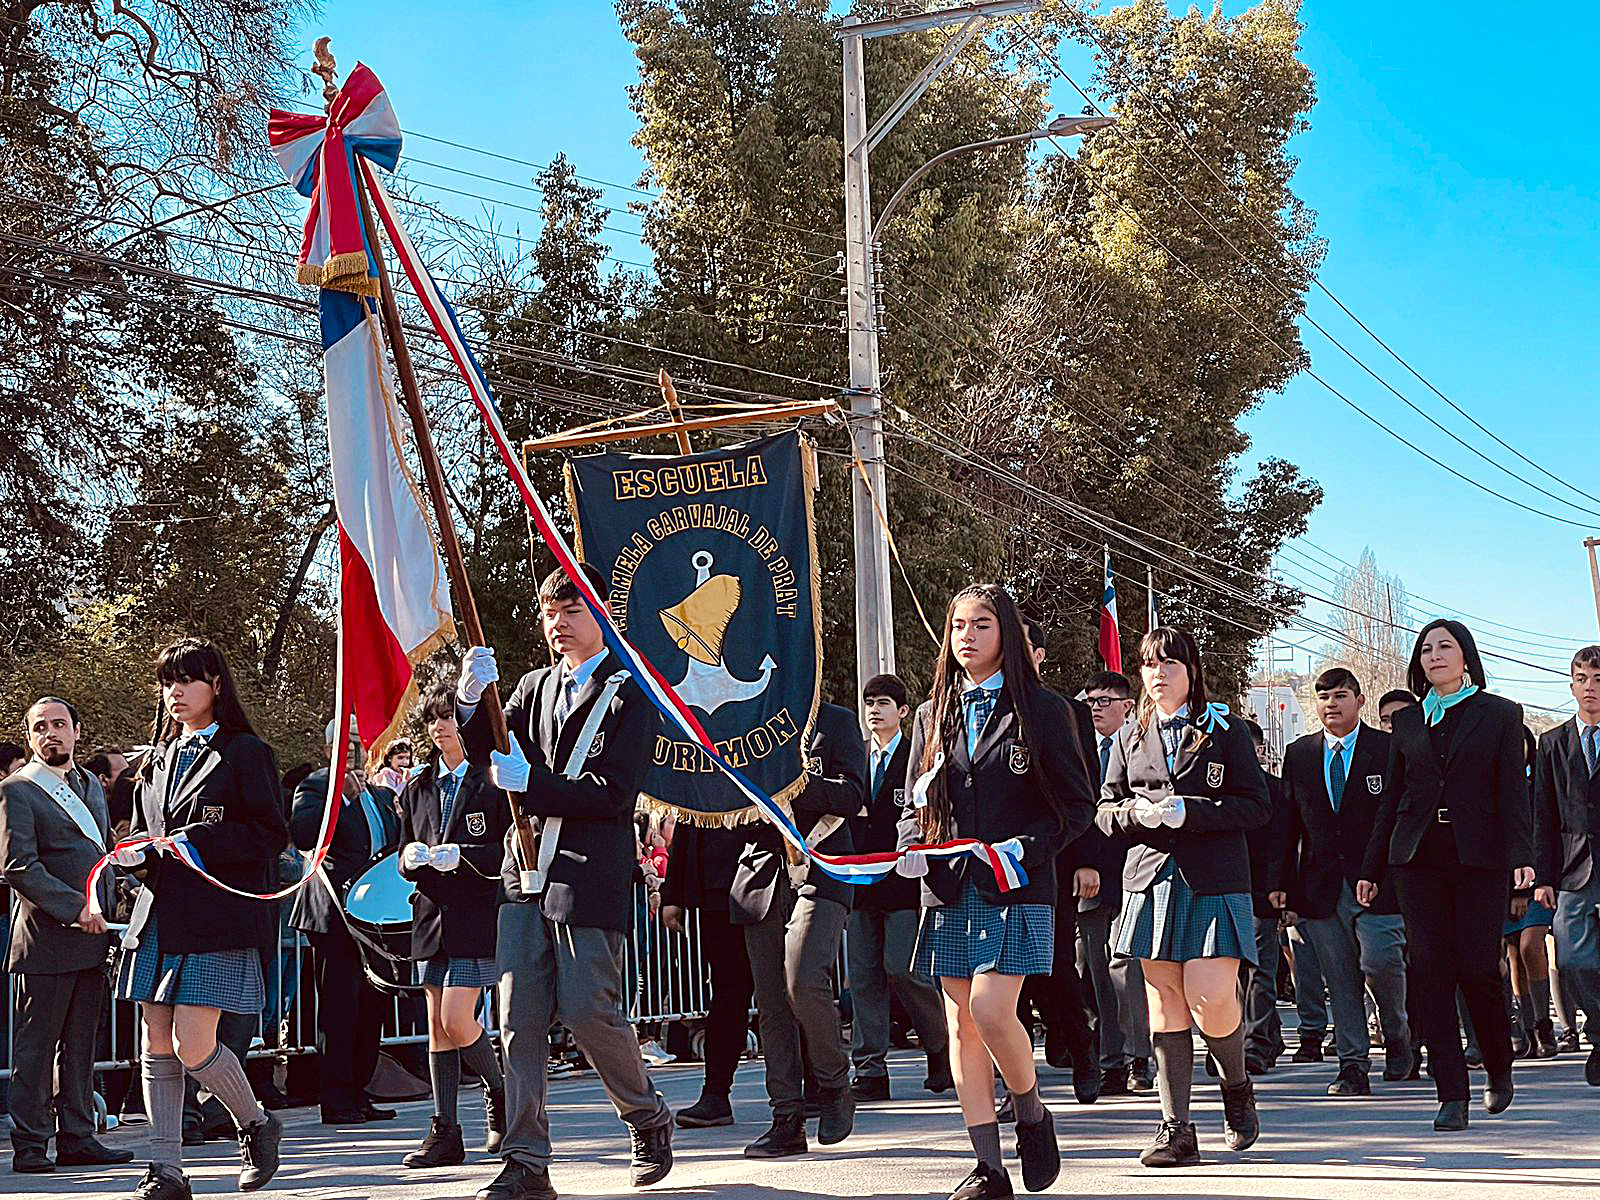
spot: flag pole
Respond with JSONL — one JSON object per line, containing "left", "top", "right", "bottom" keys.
{"left": 313, "top": 43, "right": 539, "bottom": 875}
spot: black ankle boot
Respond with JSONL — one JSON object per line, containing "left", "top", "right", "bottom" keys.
{"left": 743, "top": 1113, "right": 807, "bottom": 1158}
{"left": 404, "top": 1116, "right": 465, "bottom": 1168}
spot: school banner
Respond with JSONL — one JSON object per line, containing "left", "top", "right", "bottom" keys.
{"left": 567, "top": 431, "right": 822, "bottom": 823}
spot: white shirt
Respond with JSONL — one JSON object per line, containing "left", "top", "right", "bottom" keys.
{"left": 1323, "top": 724, "right": 1359, "bottom": 802}
{"left": 870, "top": 730, "right": 902, "bottom": 790}
{"left": 435, "top": 756, "right": 468, "bottom": 782}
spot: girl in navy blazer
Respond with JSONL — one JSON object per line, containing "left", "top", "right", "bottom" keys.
{"left": 896, "top": 584, "right": 1094, "bottom": 1200}
{"left": 1095, "top": 627, "right": 1271, "bottom": 1169}
{"left": 110, "top": 638, "right": 287, "bottom": 1200}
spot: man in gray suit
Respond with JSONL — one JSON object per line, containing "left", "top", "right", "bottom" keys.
{"left": 0, "top": 697, "right": 133, "bottom": 1173}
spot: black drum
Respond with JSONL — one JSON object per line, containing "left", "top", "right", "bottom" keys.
{"left": 342, "top": 851, "right": 419, "bottom": 994}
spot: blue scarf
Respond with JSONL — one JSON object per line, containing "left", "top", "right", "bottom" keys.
{"left": 1422, "top": 683, "right": 1479, "bottom": 726}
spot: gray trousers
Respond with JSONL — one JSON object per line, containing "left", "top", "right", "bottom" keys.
{"left": 743, "top": 886, "right": 850, "bottom": 1116}
{"left": 1244, "top": 917, "right": 1285, "bottom": 1062}
{"left": 10, "top": 968, "right": 104, "bottom": 1151}
{"left": 1078, "top": 906, "right": 1134, "bottom": 1069}
{"left": 1297, "top": 885, "right": 1409, "bottom": 1070}
{"left": 1554, "top": 876, "right": 1600, "bottom": 1030}
{"left": 848, "top": 906, "right": 947, "bottom": 1077}
{"left": 1288, "top": 922, "right": 1327, "bottom": 1037}
{"left": 496, "top": 902, "right": 670, "bottom": 1170}
{"left": 1105, "top": 907, "right": 1151, "bottom": 1062}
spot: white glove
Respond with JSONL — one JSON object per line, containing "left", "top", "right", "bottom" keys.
{"left": 109, "top": 845, "right": 146, "bottom": 868}
{"left": 1157, "top": 796, "right": 1187, "bottom": 828}
{"left": 402, "top": 841, "right": 431, "bottom": 870}
{"left": 1133, "top": 799, "right": 1165, "bottom": 828}
{"left": 457, "top": 646, "right": 499, "bottom": 705}
{"left": 895, "top": 849, "right": 929, "bottom": 878}
{"left": 491, "top": 731, "right": 532, "bottom": 793}
{"left": 431, "top": 843, "right": 461, "bottom": 872}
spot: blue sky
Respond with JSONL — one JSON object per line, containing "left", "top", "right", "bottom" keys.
{"left": 300, "top": 3, "right": 1596, "bottom": 716}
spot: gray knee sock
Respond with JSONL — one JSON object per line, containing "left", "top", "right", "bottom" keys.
{"left": 967, "top": 1121, "right": 1003, "bottom": 1170}
{"left": 1152, "top": 1029, "right": 1194, "bottom": 1123}
{"left": 143, "top": 1054, "right": 185, "bottom": 1169}
{"left": 430, "top": 1049, "right": 461, "bottom": 1122}
{"left": 188, "top": 1043, "right": 266, "bottom": 1129}
{"left": 1200, "top": 1021, "right": 1249, "bottom": 1087}
{"left": 1008, "top": 1081, "right": 1045, "bottom": 1126}
{"left": 458, "top": 1031, "right": 503, "bottom": 1092}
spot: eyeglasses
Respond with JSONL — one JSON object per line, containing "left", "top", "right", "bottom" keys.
{"left": 1085, "top": 696, "right": 1127, "bottom": 708}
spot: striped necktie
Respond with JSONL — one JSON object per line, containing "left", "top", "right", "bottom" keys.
{"left": 439, "top": 772, "right": 461, "bottom": 832}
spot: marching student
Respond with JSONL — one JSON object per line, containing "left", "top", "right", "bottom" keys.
{"left": 397, "top": 687, "right": 508, "bottom": 1169}
{"left": 1240, "top": 719, "right": 1289, "bottom": 1074}
{"left": 896, "top": 583, "right": 1094, "bottom": 1200}
{"left": 457, "top": 564, "right": 673, "bottom": 1200}
{"left": 109, "top": 638, "right": 288, "bottom": 1200}
{"left": 1095, "top": 626, "right": 1271, "bottom": 1169}
{"left": 1533, "top": 645, "right": 1600, "bottom": 1085}
{"left": 1358, "top": 619, "right": 1533, "bottom": 1131}
{"left": 1376, "top": 690, "right": 1417, "bottom": 734}
{"left": 1270, "top": 668, "right": 1413, "bottom": 1095}
{"left": 848, "top": 673, "right": 953, "bottom": 1102}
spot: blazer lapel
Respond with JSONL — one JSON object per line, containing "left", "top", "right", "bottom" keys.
{"left": 1564, "top": 719, "right": 1588, "bottom": 786}
{"left": 1172, "top": 724, "right": 1208, "bottom": 784}
{"left": 971, "top": 694, "right": 1016, "bottom": 768}
{"left": 1443, "top": 699, "right": 1490, "bottom": 768}
{"left": 171, "top": 744, "right": 223, "bottom": 814}
{"left": 538, "top": 669, "right": 560, "bottom": 764}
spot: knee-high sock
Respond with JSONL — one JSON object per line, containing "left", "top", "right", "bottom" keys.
{"left": 430, "top": 1049, "right": 461, "bottom": 1122}
{"left": 1199, "top": 1021, "right": 1248, "bottom": 1087}
{"left": 188, "top": 1043, "right": 267, "bottom": 1129}
{"left": 967, "top": 1121, "right": 1003, "bottom": 1170}
{"left": 1152, "top": 1029, "right": 1194, "bottom": 1123}
{"left": 143, "top": 1053, "right": 185, "bottom": 1169}
{"left": 1530, "top": 978, "right": 1553, "bottom": 1030}
{"left": 458, "top": 1030, "right": 503, "bottom": 1092}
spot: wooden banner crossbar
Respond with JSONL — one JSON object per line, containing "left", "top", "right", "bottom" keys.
{"left": 521, "top": 397, "right": 835, "bottom": 454}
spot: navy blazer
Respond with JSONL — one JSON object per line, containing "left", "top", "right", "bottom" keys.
{"left": 1096, "top": 714, "right": 1271, "bottom": 897}
{"left": 1534, "top": 718, "right": 1600, "bottom": 892}
{"left": 896, "top": 684, "right": 1095, "bottom": 909}
{"left": 397, "top": 756, "right": 507, "bottom": 960}
{"left": 288, "top": 771, "right": 400, "bottom": 935}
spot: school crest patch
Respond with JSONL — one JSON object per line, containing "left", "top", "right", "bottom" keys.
{"left": 1206, "top": 762, "right": 1225, "bottom": 789}
{"left": 586, "top": 731, "right": 605, "bottom": 759}
{"left": 893, "top": 787, "right": 905, "bottom": 805}
{"left": 466, "top": 812, "right": 487, "bottom": 837}
{"left": 1009, "top": 744, "right": 1030, "bottom": 775}
{"left": 201, "top": 805, "right": 225, "bottom": 825}
{"left": 1366, "top": 774, "right": 1383, "bottom": 795}
{"left": 805, "top": 754, "right": 823, "bottom": 776}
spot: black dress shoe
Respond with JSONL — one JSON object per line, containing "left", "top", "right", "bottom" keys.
{"left": 476, "top": 1159, "right": 558, "bottom": 1200}
{"left": 485, "top": 1087, "right": 506, "bottom": 1154}
{"left": 677, "top": 1093, "right": 734, "bottom": 1128}
{"left": 1586, "top": 1046, "right": 1600, "bottom": 1086}
{"left": 1382, "top": 1043, "right": 1416, "bottom": 1081}
{"left": 816, "top": 1084, "right": 855, "bottom": 1145}
{"left": 1128, "top": 1057, "right": 1155, "bottom": 1091}
{"left": 320, "top": 1106, "right": 371, "bottom": 1124}
{"left": 950, "top": 1160, "right": 1014, "bottom": 1199}
{"left": 1484, "top": 1069, "right": 1514, "bottom": 1114}
{"left": 1014, "top": 1110, "right": 1060, "bottom": 1192}
{"left": 238, "top": 1111, "right": 282, "bottom": 1192}
{"left": 851, "top": 1074, "right": 890, "bottom": 1102}
{"left": 55, "top": 1136, "right": 136, "bottom": 1166}
{"left": 1532, "top": 1022, "right": 1559, "bottom": 1059}
{"left": 258, "top": 1082, "right": 292, "bottom": 1111}
{"left": 11, "top": 1146, "right": 54, "bottom": 1173}
{"left": 925, "top": 1048, "right": 955, "bottom": 1093}
{"left": 1291, "top": 1035, "right": 1326, "bottom": 1063}
{"left": 1071, "top": 1068, "right": 1100, "bottom": 1105}
{"left": 1434, "top": 1100, "right": 1469, "bottom": 1131}
{"left": 1099, "top": 1068, "right": 1129, "bottom": 1095}
{"left": 628, "top": 1121, "right": 673, "bottom": 1186}
{"left": 744, "top": 1113, "right": 807, "bottom": 1158}
{"left": 132, "top": 1163, "right": 193, "bottom": 1200}
{"left": 1327, "top": 1064, "right": 1372, "bottom": 1096}
{"left": 362, "top": 1102, "right": 398, "bottom": 1121}
{"left": 1244, "top": 1052, "right": 1271, "bottom": 1076}
{"left": 1139, "top": 1119, "right": 1200, "bottom": 1168}
{"left": 404, "top": 1116, "right": 466, "bottom": 1168}
{"left": 1221, "top": 1078, "right": 1259, "bottom": 1151}
{"left": 181, "top": 1127, "right": 206, "bottom": 1147}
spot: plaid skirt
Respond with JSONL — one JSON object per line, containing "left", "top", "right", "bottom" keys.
{"left": 1116, "top": 861, "right": 1255, "bottom": 965}
{"left": 114, "top": 922, "right": 265, "bottom": 1015}
{"left": 416, "top": 955, "right": 498, "bottom": 989}
{"left": 912, "top": 880, "right": 1055, "bottom": 979}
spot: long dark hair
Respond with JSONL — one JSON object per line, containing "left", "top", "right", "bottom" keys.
{"left": 918, "top": 583, "right": 1059, "bottom": 840}
{"left": 1405, "top": 618, "right": 1487, "bottom": 699}
{"left": 1135, "top": 627, "right": 1209, "bottom": 732}
{"left": 149, "top": 637, "right": 257, "bottom": 747}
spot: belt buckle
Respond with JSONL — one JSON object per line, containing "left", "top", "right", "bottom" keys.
{"left": 1436, "top": 808, "right": 1451, "bottom": 824}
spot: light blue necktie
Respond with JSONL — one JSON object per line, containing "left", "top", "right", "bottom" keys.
{"left": 556, "top": 672, "right": 578, "bottom": 725}
{"left": 1158, "top": 715, "right": 1187, "bottom": 770}
{"left": 1329, "top": 741, "right": 1347, "bottom": 813}
{"left": 964, "top": 688, "right": 996, "bottom": 755}
{"left": 439, "top": 772, "right": 461, "bottom": 832}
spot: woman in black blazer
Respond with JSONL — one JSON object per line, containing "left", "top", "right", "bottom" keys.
{"left": 1358, "top": 618, "right": 1532, "bottom": 1130}
{"left": 397, "top": 687, "right": 509, "bottom": 1169}
{"left": 895, "top": 584, "right": 1094, "bottom": 1200}
{"left": 110, "top": 638, "right": 287, "bottom": 1199}
{"left": 1095, "top": 627, "right": 1271, "bottom": 1169}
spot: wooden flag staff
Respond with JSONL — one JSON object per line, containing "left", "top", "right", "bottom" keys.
{"left": 313, "top": 42, "right": 540, "bottom": 877}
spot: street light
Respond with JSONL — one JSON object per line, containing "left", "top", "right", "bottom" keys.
{"left": 871, "top": 113, "right": 1115, "bottom": 242}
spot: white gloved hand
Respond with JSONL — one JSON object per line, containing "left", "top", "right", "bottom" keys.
{"left": 894, "top": 849, "right": 930, "bottom": 878}
{"left": 431, "top": 843, "right": 461, "bottom": 872}
{"left": 109, "top": 845, "right": 146, "bottom": 868}
{"left": 1133, "top": 798, "right": 1165, "bottom": 828}
{"left": 401, "top": 841, "right": 432, "bottom": 870}
{"left": 491, "top": 731, "right": 532, "bottom": 793}
{"left": 1157, "top": 796, "right": 1187, "bottom": 828}
{"left": 457, "top": 646, "right": 499, "bottom": 705}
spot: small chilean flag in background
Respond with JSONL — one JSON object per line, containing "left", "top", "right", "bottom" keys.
{"left": 1098, "top": 547, "right": 1122, "bottom": 673}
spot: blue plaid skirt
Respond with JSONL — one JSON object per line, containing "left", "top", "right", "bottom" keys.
{"left": 1116, "top": 861, "right": 1255, "bottom": 965}
{"left": 912, "top": 880, "right": 1055, "bottom": 979}
{"left": 416, "top": 955, "right": 498, "bottom": 989}
{"left": 114, "top": 922, "right": 265, "bottom": 1015}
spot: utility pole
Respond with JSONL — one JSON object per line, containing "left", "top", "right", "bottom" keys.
{"left": 1585, "top": 538, "right": 1600, "bottom": 635}
{"left": 837, "top": 0, "right": 1040, "bottom": 693}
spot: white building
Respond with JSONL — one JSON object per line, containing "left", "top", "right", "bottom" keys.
{"left": 1247, "top": 684, "right": 1309, "bottom": 767}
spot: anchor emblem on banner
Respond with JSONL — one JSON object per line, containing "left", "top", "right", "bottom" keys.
{"left": 659, "top": 550, "right": 777, "bottom": 714}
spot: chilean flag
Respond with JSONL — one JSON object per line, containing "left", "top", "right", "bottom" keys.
{"left": 1098, "top": 546, "right": 1122, "bottom": 673}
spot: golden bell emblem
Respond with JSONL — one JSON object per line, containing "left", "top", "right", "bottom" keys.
{"left": 660, "top": 573, "right": 741, "bottom": 666}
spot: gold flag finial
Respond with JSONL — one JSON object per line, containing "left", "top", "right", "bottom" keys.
{"left": 311, "top": 37, "right": 340, "bottom": 111}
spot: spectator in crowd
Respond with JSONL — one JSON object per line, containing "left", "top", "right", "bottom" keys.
{"left": 84, "top": 746, "right": 130, "bottom": 797}
{"left": 289, "top": 718, "right": 402, "bottom": 1125}
{"left": 847, "top": 673, "right": 952, "bottom": 1104}
{"left": 0, "top": 742, "right": 25, "bottom": 777}
{"left": 371, "top": 739, "right": 415, "bottom": 795}
{"left": 0, "top": 697, "right": 133, "bottom": 1172}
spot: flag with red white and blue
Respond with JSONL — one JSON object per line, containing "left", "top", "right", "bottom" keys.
{"left": 1098, "top": 547, "right": 1122, "bottom": 673}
